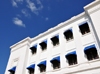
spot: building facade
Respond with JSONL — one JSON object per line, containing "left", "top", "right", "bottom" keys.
{"left": 5, "top": 0, "right": 100, "bottom": 74}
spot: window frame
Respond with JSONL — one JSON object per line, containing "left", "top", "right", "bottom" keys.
{"left": 51, "top": 35, "right": 59, "bottom": 46}
{"left": 37, "top": 61, "right": 46, "bottom": 73}
{"left": 79, "top": 22, "right": 90, "bottom": 35}
{"left": 30, "top": 45, "right": 37, "bottom": 55}
{"left": 84, "top": 45, "right": 99, "bottom": 61}
{"left": 66, "top": 54, "right": 77, "bottom": 66}
{"left": 8, "top": 66, "right": 16, "bottom": 74}
{"left": 64, "top": 29, "right": 73, "bottom": 41}
{"left": 51, "top": 60, "right": 60, "bottom": 69}
{"left": 28, "top": 68, "right": 34, "bottom": 74}
{"left": 39, "top": 40, "right": 47, "bottom": 51}
{"left": 39, "top": 64, "right": 46, "bottom": 73}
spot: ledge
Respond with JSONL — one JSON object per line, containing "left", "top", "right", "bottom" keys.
{"left": 52, "top": 68, "right": 61, "bottom": 72}
{"left": 10, "top": 37, "right": 31, "bottom": 49}
{"left": 88, "top": 58, "right": 100, "bottom": 63}
{"left": 10, "top": 12, "right": 86, "bottom": 49}
{"left": 84, "top": 0, "right": 100, "bottom": 10}
{"left": 31, "top": 12, "right": 85, "bottom": 42}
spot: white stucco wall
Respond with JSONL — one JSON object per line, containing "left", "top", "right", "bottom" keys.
{"left": 5, "top": 0, "right": 100, "bottom": 74}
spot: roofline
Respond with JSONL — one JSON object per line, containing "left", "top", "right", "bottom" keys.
{"left": 10, "top": 37, "right": 31, "bottom": 49}
{"left": 84, "top": 0, "right": 100, "bottom": 10}
{"left": 10, "top": 0, "right": 98, "bottom": 49}
{"left": 31, "top": 12, "right": 86, "bottom": 42}
{"left": 31, "top": 0, "right": 99, "bottom": 42}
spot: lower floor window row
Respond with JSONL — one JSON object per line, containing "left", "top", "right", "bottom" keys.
{"left": 8, "top": 67, "right": 16, "bottom": 74}
{"left": 8, "top": 45, "right": 99, "bottom": 74}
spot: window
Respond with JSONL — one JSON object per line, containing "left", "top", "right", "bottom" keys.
{"left": 84, "top": 45, "right": 99, "bottom": 61}
{"left": 30, "top": 45, "right": 37, "bottom": 54}
{"left": 51, "top": 60, "right": 60, "bottom": 69}
{"left": 37, "top": 61, "right": 46, "bottom": 73}
{"left": 8, "top": 67, "right": 16, "bottom": 74}
{"left": 65, "top": 51, "right": 77, "bottom": 66}
{"left": 79, "top": 22, "right": 90, "bottom": 35}
{"left": 50, "top": 56, "right": 60, "bottom": 69}
{"left": 39, "top": 40, "right": 47, "bottom": 51}
{"left": 28, "top": 68, "right": 34, "bottom": 74}
{"left": 9, "top": 71, "right": 15, "bottom": 74}
{"left": 39, "top": 64, "right": 46, "bottom": 73}
{"left": 51, "top": 35, "right": 59, "bottom": 46}
{"left": 64, "top": 29, "right": 73, "bottom": 41}
{"left": 27, "top": 64, "right": 35, "bottom": 74}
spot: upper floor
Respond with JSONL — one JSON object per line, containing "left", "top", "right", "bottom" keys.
{"left": 5, "top": 0, "right": 100, "bottom": 74}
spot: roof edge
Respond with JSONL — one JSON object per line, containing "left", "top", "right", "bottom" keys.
{"left": 31, "top": 12, "right": 85, "bottom": 42}
{"left": 84, "top": 0, "right": 100, "bottom": 10}
{"left": 10, "top": 37, "right": 31, "bottom": 49}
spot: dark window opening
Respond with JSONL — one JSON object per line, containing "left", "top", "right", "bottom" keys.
{"left": 8, "top": 67, "right": 16, "bottom": 74}
{"left": 85, "top": 47, "right": 99, "bottom": 61}
{"left": 28, "top": 68, "right": 34, "bottom": 74}
{"left": 64, "top": 30, "right": 73, "bottom": 41}
{"left": 79, "top": 22, "right": 90, "bottom": 35}
{"left": 66, "top": 54, "right": 77, "bottom": 66}
{"left": 30, "top": 47, "right": 37, "bottom": 55}
{"left": 51, "top": 60, "right": 60, "bottom": 69}
{"left": 39, "top": 64, "right": 46, "bottom": 73}
{"left": 40, "top": 42, "right": 47, "bottom": 51}
{"left": 51, "top": 36, "right": 59, "bottom": 46}
{"left": 9, "top": 71, "right": 15, "bottom": 74}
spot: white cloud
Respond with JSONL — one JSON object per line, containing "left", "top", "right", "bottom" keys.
{"left": 11, "top": 0, "right": 23, "bottom": 7}
{"left": 26, "top": 0, "right": 43, "bottom": 15}
{"left": 46, "top": 17, "right": 48, "bottom": 21}
{"left": 21, "top": 9, "right": 31, "bottom": 17}
{"left": 13, "top": 18, "right": 25, "bottom": 27}
{"left": 16, "top": 14, "right": 21, "bottom": 17}
{"left": 16, "top": 0, "right": 23, "bottom": 2}
{"left": 26, "top": 0, "right": 38, "bottom": 15}
{"left": 12, "top": 0, "right": 18, "bottom": 7}
{"left": 36, "top": 0, "right": 43, "bottom": 9}
{"left": 16, "top": 0, "right": 23, "bottom": 4}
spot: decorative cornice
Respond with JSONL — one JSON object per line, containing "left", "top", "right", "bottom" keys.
{"left": 31, "top": 12, "right": 86, "bottom": 42}
{"left": 84, "top": 0, "right": 100, "bottom": 10}
{"left": 10, "top": 37, "right": 31, "bottom": 49}
{"left": 10, "top": 0, "right": 97, "bottom": 50}
{"left": 10, "top": 12, "right": 86, "bottom": 50}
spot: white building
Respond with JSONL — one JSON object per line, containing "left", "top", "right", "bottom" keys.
{"left": 5, "top": 0, "right": 100, "bottom": 74}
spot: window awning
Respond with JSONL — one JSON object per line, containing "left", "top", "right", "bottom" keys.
{"left": 39, "top": 40, "right": 47, "bottom": 45}
{"left": 65, "top": 29, "right": 73, "bottom": 33}
{"left": 51, "top": 35, "right": 59, "bottom": 39}
{"left": 8, "top": 67, "right": 16, "bottom": 72}
{"left": 30, "top": 45, "right": 37, "bottom": 50}
{"left": 50, "top": 56, "right": 60, "bottom": 63}
{"left": 56, "top": 35, "right": 59, "bottom": 39}
{"left": 44, "top": 40, "right": 47, "bottom": 44}
{"left": 37, "top": 61, "right": 46, "bottom": 67}
{"left": 84, "top": 45, "right": 96, "bottom": 51}
{"left": 79, "top": 22, "right": 87, "bottom": 26}
{"left": 27, "top": 64, "right": 35, "bottom": 69}
{"left": 65, "top": 51, "right": 76, "bottom": 57}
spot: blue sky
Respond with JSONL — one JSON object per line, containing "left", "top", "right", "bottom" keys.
{"left": 0, "top": 0, "right": 94, "bottom": 74}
